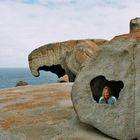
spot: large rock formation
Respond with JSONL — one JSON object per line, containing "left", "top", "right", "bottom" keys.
{"left": 0, "top": 83, "right": 113, "bottom": 140}
{"left": 71, "top": 23, "right": 140, "bottom": 139}
{"left": 28, "top": 39, "right": 107, "bottom": 82}
{"left": 27, "top": 17, "right": 140, "bottom": 139}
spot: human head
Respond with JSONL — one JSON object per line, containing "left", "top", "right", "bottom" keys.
{"left": 102, "top": 86, "right": 112, "bottom": 99}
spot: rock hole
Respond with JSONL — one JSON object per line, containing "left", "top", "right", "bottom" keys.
{"left": 90, "top": 75, "right": 124, "bottom": 103}
{"left": 38, "top": 64, "right": 65, "bottom": 78}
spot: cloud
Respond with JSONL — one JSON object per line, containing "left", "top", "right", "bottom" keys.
{"left": 0, "top": 0, "right": 140, "bottom": 67}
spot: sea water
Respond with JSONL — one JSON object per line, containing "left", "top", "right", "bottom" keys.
{"left": 0, "top": 68, "right": 58, "bottom": 89}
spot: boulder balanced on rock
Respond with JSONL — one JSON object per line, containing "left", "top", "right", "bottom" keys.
{"left": 71, "top": 18, "right": 140, "bottom": 140}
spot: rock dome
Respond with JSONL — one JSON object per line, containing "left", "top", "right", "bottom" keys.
{"left": 71, "top": 18, "right": 140, "bottom": 140}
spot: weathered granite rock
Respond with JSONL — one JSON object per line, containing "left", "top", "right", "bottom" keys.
{"left": 58, "top": 75, "right": 69, "bottom": 83}
{"left": 0, "top": 83, "right": 113, "bottom": 140}
{"left": 28, "top": 39, "right": 107, "bottom": 82}
{"left": 71, "top": 29, "right": 140, "bottom": 139}
{"left": 130, "top": 17, "right": 140, "bottom": 33}
{"left": 16, "top": 81, "right": 28, "bottom": 87}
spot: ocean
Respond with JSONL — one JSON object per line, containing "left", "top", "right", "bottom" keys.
{"left": 0, "top": 68, "right": 58, "bottom": 89}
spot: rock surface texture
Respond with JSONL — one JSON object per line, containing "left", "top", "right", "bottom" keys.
{"left": 71, "top": 29, "right": 140, "bottom": 140}
{"left": 0, "top": 83, "right": 113, "bottom": 140}
{"left": 28, "top": 39, "right": 107, "bottom": 82}
{"left": 57, "top": 75, "right": 69, "bottom": 83}
{"left": 130, "top": 17, "right": 140, "bottom": 33}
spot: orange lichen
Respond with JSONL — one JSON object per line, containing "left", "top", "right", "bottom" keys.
{"left": 0, "top": 83, "right": 73, "bottom": 131}
{"left": 112, "top": 30, "right": 140, "bottom": 41}
{"left": 0, "top": 91, "right": 69, "bottom": 113}
{"left": 2, "top": 100, "right": 54, "bottom": 112}
{"left": 0, "top": 117, "right": 15, "bottom": 130}
{"left": 0, "top": 106, "right": 72, "bottom": 130}
{"left": 0, "top": 97, "right": 16, "bottom": 103}
{"left": 33, "top": 94, "right": 48, "bottom": 100}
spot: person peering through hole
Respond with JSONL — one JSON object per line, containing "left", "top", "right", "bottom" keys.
{"left": 99, "top": 86, "right": 117, "bottom": 105}
{"left": 90, "top": 75, "right": 124, "bottom": 103}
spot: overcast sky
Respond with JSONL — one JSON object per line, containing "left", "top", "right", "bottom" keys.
{"left": 0, "top": 0, "right": 140, "bottom": 68}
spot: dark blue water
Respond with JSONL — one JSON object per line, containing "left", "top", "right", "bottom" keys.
{"left": 0, "top": 68, "right": 58, "bottom": 89}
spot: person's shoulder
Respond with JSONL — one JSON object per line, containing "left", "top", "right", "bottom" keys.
{"left": 99, "top": 96, "right": 104, "bottom": 100}
{"left": 99, "top": 96, "right": 104, "bottom": 103}
{"left": 111, "top": 96, "right": 117, "bottom": 101}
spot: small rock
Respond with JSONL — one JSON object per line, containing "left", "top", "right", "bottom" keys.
{"left": 16, "top": 81, "right": 28, "bottom": 87}
{"left": 58, "top": 75, "right": 69, "bottom": 83}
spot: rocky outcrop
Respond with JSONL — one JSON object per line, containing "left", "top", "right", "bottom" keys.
{"left": 130, "top": 17, "right": 140, "bottom": 33}
{"left": 57, "top": 75, "right": 69, "bottom": 83}
{"left": 28, "top": 39, "right": 107, "bottom": 82}
{"left": 0, "top": 83, "right": 113, "bottom": 140}
{"left": 27, "top": 17, "right": 140, "bottom": 140}
{"left": 71, "top": 26, "right": 140, "bottom": 139}
{"left": 16, "top": 81, "right": 28, "bottom": 87}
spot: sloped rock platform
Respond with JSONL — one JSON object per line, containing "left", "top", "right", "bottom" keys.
{"left": 0, "top": 83, "right": 113, "bottom": 140}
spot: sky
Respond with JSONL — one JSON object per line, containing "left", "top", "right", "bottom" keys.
{"left": 0, "top": 0, "right": 140, "bottom": 68}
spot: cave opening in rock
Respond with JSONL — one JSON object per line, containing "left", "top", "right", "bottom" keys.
{"left": 90, "top": 75, "right": 124, "bottom": 103}
{"left": 38, "top": 64, "right": 65, "bottom": 78}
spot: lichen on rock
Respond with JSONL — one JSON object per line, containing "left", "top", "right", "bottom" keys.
{"left": 0, "top": 83, "right": 114, "bottom": 140}
{"left": 28, "top": 39, "right": 107, "bottom": 82}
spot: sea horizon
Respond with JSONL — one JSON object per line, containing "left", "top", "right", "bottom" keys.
{"left": 0, "top": 67, "right": 58, "bottom": 89}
